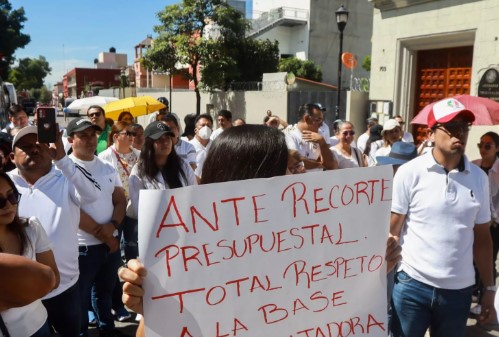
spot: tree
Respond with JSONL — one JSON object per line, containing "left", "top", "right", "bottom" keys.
{"left": 362, "top": 55, "right": 371, "bottom": 72}
{"left": 148, "top": 0, "right": 248, "bottom": 115}
{"left": 202, "top": 38, "right": 279, "bottom": 89}
{"left": 0, "top": 0, "right": 30, "bottom": 78}
{"left": 278, "top": 57, "right": 322, "bottom": 82}
{"left": 7, "top": 56, "right": 51, "bottom": 90}
{"left": 29, "top": 86, "right": 52, "bottom": 104}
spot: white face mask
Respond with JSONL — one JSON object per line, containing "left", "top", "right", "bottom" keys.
{"left": 198, "top": 125, "right": 212, "bottom": 140}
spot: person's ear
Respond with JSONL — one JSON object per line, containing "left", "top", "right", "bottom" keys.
{"left": 67, "top": 136, "right": 74, "bottom": 144}
{"left": 427, "top": 128, "right": 435, "bottom": 142}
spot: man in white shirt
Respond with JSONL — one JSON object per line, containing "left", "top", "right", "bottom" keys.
{"left": 390, "top": 97, "right": 495, "bottom": 337}
{"left": 283, "top": 103, "right": 337, "bottom": 172}
{"left": 189, "top": 114, "right": 214, "bottom": 179}
{"left": 210, "top": 109, "right": 232, "bottom": 141}
{"left": 9, "top": 126, "right": 102, "bottom": 337}
{"left": 67, "top": 118, "right": 126, "bottom": 337}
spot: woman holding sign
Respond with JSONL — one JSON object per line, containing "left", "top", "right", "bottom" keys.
{"left": 120, "top": 125, "right": 401, "bottom": 336}
{"left": 128, "top": 122, "right": 196, "bottom": 221}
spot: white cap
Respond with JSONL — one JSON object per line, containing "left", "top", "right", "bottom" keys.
{"left": 12, "top": 126, "right": 37, "bottom": 150}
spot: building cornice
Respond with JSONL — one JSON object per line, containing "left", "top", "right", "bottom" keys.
{"left": 369, "top": 0, "right": 439, "bottom": 11}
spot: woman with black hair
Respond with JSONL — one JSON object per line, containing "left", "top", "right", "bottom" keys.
{"left": 364, "top": 124, "right": 383, "bottom": 167}
{"left": 119, "top": 125, "right": 401, "bottom": 336}
{"left": 128, "top": 122, "right": 196, "bottom": 219}
{"left": 201, "top": 124, "right": 288, "bottom": 183}
{"left": 0, "top": 173, "right": 59, "bottom": 337}
{"left": 473, "top": 131, "right": 499, "bottom": 316}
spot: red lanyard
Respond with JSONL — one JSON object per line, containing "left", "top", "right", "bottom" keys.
{"left": 111, "top": 146, "right": 131, "bottom": 176}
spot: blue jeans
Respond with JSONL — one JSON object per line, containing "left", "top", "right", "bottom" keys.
{"left": 391, "top": 270, "right": 473, "bottom": 337}
{"left": 122, "top": 216, "right": 138, "bottom": 261}
{"left": 78, "top": 244, "right": 122, "bottom": 336}
{"left": 42, "top": 281, "right": 81, "bottom": 337}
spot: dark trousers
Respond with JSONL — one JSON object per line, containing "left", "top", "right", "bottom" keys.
{"left": 78, "top": 244, "right": 122, "bottom": 336}
{"left": 42, "top": 282, "right": 81, "bottom": 337}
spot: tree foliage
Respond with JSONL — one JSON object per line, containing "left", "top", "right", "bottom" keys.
{"left": 146, "top": 0, "right": 249, "bottom": 114}
{"left": 29, "top": 86, "right": 52, "bottom": 104}
{"left": 0, "top": 0, "right": 30, "bottom": 78}
{"left": 278, "top": 57, "right": 322, "bottom": 82}
{"left": 362, "top": 55, "right": 371, "bottom": 72}
{"left": 8, "top": 56, "right": 51, "bottom": 90}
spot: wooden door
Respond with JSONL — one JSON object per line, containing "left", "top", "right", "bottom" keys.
{"left": 413, "top": 46, "right": 473, "bottom": 143}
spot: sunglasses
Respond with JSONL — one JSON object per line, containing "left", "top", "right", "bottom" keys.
{"left": 342, "top": 131, "right": 355, "bottom": 136}
{"left": 88, "top": 112, "right": 102, "bottom": 118}
{"left": 435, "top": 121, "right": 470, "bottom": 135}
{"left": 0, "top": 192, "right": 21, "bottom": 209}
{"left": 119, "top": 131, "right": 136, "bottom": 137}
{"left": 477, "top": 143, "right": 493, "bottom": 150}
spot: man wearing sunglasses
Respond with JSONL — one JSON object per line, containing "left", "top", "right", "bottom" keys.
{"left": 8, "top": 125, "right": 102, "bottom": 337}
{"left": 284, "top": 103, "right": 337, "bottom": 172}
{"left": 67, "top": 118, "right": 127, "bottom": 337}
{"left": 389, "top": 97, "right": 495, "bottom": 337}
{"left": 87, "top": 105, "right": 110, "bottom": 154}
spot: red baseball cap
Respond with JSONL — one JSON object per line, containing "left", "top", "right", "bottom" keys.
{"left": 427, "top": 98, "right": 475, "bottom": 129}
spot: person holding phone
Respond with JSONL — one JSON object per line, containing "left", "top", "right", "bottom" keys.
{"left": 9, "top": 126, "right": 102, "bottom": 337}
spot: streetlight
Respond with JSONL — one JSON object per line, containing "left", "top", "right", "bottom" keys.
{"left": 335, "top": 4, "right": 349, "bottom": 120}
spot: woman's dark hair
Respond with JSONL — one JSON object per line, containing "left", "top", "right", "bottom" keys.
{"left": 137, "top": 136, "right": 186, "bottom": 189}
{"left": 0, "top": 139, "right": 15, "bottom": 172}
{"left": 482, "top": 131, "right": 499, "bottom": 158}
{"left": 0, "top": 173, "right": 30, "bottom": 255}
{"left": 118, "top": 111, "right": 134, "bottom": 122}
{"left": 364, "top": 124, "right": 383, "bottom": 156}
{"left": 108, "top": 121, "right": 131, "bottom": 146}
{"left": 201, "top": 125, "right": 288, "bottom": 184}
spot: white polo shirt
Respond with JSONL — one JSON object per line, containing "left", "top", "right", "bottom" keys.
{"left": 473, "top": 157, "right": 499, "bottom": 224}
{"left": 189, "top": 137, "right": 211, "bottom": 177}
{"left": 284, "top": 125, "right": 322, "bottom": 172}
{"left": 9, "top": 156, "right": 102, "bottom": 298}
{"left": 70, "top": 155, "right": 122, "bottom": 246}
{"left": 392, "top": 151, "right": 491, "bottom": 289}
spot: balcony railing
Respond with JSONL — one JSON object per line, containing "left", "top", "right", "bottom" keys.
{"left": 248, "top": 7, "right": 308, "bottom": 38}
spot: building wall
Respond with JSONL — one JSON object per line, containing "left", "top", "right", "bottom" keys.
{"left": 258, "top": 25, "right": 309, "bottom": 57}
{"left": 308, "top": 0, "right": 373, "bottom": 87}
{"left": 64, "top": 68, "right": 121, "bottom": 98}
{"left": 369, "top": 0, "right": 499, "bottom": 118}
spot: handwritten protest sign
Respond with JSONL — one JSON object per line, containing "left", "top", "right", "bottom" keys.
{"left": 139, "top": 166, "right": 392, "bottom": 337}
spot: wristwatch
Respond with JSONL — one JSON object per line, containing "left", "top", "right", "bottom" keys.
{"left": 485, "top": 285, "right": 497, "bottom": 292}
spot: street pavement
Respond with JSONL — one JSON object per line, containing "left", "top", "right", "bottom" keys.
{"left": 52, "top": 112, "right": 499, "bottom": 336}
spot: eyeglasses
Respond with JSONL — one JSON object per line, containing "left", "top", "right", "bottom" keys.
{"left": 435, "top": 121, "right": 470, "bottom": 135}
{"left": 88, "top": 111, "right": 102, "bottom": 118}
{"left": 0, "top": 192, "right": 21, "bottom": 208}
{"left": 119, "top": 131, "right": 136, "bottom": 137}
{"left": 342, "top": 131, "right": 355, "bottom": 136}
{"left": 478, "top": 143, "right": 493, "bottom": 150}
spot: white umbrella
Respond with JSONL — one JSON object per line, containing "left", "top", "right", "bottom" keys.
{"left": 67, "top": 96, "right": 118, "bottom": 114}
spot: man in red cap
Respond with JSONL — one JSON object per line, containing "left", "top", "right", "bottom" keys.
{"left": 389, "top": 97, "right": 495, "bottom": 337}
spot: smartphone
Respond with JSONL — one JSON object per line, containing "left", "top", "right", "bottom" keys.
{"left": 36, "top": 107, "right": 57, "bottom": 143}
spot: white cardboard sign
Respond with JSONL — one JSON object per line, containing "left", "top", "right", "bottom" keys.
{"left": 139, "top": 166, "right": 392, "bottom": 337}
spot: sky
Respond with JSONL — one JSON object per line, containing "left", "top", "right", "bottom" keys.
{"left": 9, "top": 0, "right": 180, "bottom": 86}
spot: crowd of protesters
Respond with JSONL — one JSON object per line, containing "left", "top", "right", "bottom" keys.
{"left": 0, "top": 96, "right": 498, "bottom": 337}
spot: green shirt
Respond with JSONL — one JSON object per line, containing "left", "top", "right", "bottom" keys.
{"left": 96, "top": 124, "right": 111, "bottom": 154}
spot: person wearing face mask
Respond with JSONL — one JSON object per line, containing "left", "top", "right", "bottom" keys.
{"left": 189, "top": 114, "right": 214, "bottom": 181}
